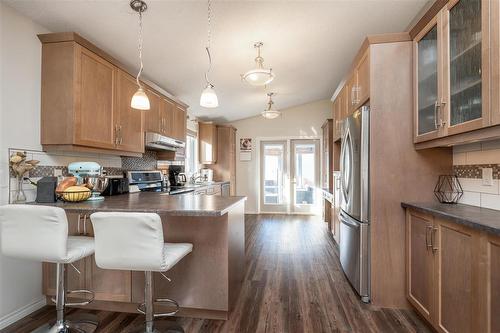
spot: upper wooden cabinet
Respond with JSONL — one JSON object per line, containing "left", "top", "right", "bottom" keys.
{"left": 413, "top": 0, "right": 494, "bottom": 146}
{"left": 199, "top": 122, "right": 218, "bottom": 164}
{"left": 211, "top": 125, "right": 237, "bottom": 195}
{"left": 39, "top": 32, "right": 188, "bottom": 156}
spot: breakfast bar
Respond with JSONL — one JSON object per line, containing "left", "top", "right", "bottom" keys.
{"left": 34, "top": 193, "right": 246, "bottom": 320}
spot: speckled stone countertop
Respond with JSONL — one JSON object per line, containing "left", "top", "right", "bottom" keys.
{"left": 401, "top": 202, "right": 500, "bottom": 236}
{"left": 32, "top": 192, "right": 246, "bottom": 217}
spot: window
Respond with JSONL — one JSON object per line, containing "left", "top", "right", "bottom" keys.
{"left": 185, "top": 133, "right": 198, "bottom": 177}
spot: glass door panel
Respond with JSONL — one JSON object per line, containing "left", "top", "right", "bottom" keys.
{"left": 417, "top": 25, "right": 439, "bottom": 136}
{"left": 291, "top": 140, "right": 320, "bottom": 214}
{"left": 260, "top": 141, "right": 287, "bottom": 213}
{"left": 448, "top": 0, "right": 483, "bottom": 126}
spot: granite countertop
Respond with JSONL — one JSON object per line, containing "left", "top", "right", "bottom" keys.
{"left": 401, "top": 202, "right": 500, "bottom": 236}
{"left": 32, "top": 192, "right": 246, "bottom": 217}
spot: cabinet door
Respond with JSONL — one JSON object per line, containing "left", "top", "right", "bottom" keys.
{"left": 490, "top": 0, "right": 500, "bottom": 125}
{"left": 346, "top": 74, "right": 358, "bottom": 115}
{"left": 161, "top": 98, "right": 174, "bottom": 137}
{"left": 433, "top": 219, "right": 476, "bottom": 333}
{"left": 144, "top": 88, "right": 162, "bottom": 134}
{"left": 355, "top": 50, "right": 370, "bottom": 108}
{"left": 173, "top": 105, "right": 187, "bottom": 141}
{"left": 443, "top": 0, "right": 490, "bottom": 135}
{"left": 414, "top": 17, "right": 443, "bottom": 143}
{"left": 406, "top": 210, "right": 434, "bottom": 323}
{"left": 74, "top": 46, "right": 116, "bottom": 149}
{"left": 199, "top": 123, "right": 217, "bottom": 164}
{"left": 485, "top": 234, "right": 500, "bottom": 333}
{"left": 85, "top": 256, "right": 132, "bottom": 302}
{"left": 115, "top": 71, "right": 144, "bottom": 153}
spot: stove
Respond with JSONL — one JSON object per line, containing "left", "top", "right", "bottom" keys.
{"left": 126, "top": 170, "right": 194, "bottom": 195}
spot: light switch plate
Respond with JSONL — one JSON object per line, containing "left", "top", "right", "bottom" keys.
{"left": 482, "top": 168, "right": 493, "bottom": 186}
{"left": 53, "top": 169, "right": 63, "bottom": 177}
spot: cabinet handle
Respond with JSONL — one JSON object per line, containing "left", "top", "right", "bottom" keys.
{"left": 77, "top": 214, "right": 82, "bottom": 235}
{"left": 83, "top": 214, "right": 87, "bottom": 235}
{"left": 118, "top": 125, "right": 123, "bottom": 145}
{"left": 434, "top": 101, "right": 440, "bottom": 129}
{"left": 114, "top": 124, "right": 119, "bottom": 146}
{"left": 431, "top": 226, "right": 438, "bottom": 253}
{"left": 425, "top": 225, "right": 433, "bottom": 249}
{"left": 440, "top": 99, "right": 447, "bottom": 127}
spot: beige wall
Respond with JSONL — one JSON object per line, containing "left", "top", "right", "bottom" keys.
{"left": 229, "top": 99, "right": 331, "bottom": 213}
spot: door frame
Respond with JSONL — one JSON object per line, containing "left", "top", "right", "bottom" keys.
{"left": 259, "top": 140, "right": 288, "bottom": 214}
{"left": 256, "top": 136, "right": 322, "bottom": 215}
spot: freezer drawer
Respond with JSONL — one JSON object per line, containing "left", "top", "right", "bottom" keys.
{"left": 339, "top": 210, "right": 370, "bottom": 302}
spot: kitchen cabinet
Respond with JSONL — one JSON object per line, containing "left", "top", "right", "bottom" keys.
{"left": 211, "top": 125, "right": 237, "bottom": 195}
{"left": 221, "top": 183, "right": 231, "bottom": 197}
{"left": 43, "top": 213, "right": 132, "bottom": 303}
{"left": 321, "top": 119, "right": 334, "bottom": 191}
{"left": 38, "top": 32, "right": 188, "bottom": 156}
{"left": 492, "top": 0, "right": 500, "bottom": 126}
{"left": 405, "top": 208, "right": 496, "bottom": 333}
{"left": 345, "top": 49, "right": 370, "bottom": 114}
{"left": 413, "top": 0, "right": 491, "bottom": 144}
{"left": 115, "top": 71, "right": 145, "bottom": 153}
{"left": 199, "top": 122, "right": 218, "bottom": 164}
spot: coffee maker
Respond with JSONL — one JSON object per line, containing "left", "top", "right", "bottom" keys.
{"left": 168, "top": 165, "right": 187, "bottom": 187}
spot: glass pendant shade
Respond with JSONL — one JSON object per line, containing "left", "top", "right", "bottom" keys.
{"left": 131, "top": 87, "right": 150, "bottom": 110}
{"left": 261, "top": 110, "right": 281, "bottom": 119}
{"left": 200, "top": 84, "right": 219, "bottom": 108}
{"left": 242, "top": 69, "right": 274, "bottom": 86}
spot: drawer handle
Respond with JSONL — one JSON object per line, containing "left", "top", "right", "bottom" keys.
{"left": 426, "top": 225, "right": 433, "bottom": 249}
{"left": 431, "top": 227, "right": 438, "bottom": 253}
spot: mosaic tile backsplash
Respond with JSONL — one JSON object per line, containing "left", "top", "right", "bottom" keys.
{"left": 7, "top": 148, "right": 183, "bottom": 203}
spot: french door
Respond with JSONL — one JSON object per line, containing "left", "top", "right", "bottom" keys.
{"left": 290, "top": 139, "right": 320, "bottom": 214}
{"left": 259, "top": 139, "right": 320, "bottom": 214}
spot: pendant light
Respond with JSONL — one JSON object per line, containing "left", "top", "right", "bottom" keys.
{"left": 241, "top": 42, "right": 275, "bottom": 86}
{"left": 200, "top": 0, "right": 219, "bottom": 108}
{"left": 261, "top": 93, "right": 281, "bottom": 119}
{"left": 130, "top": 0, "right": 150, "bottom": 110}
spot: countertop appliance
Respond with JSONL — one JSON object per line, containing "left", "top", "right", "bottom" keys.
{"left": 200, "top": 168, "right": 213, "bottom": 183}
{"left": 68, "top": 161, "right": 108, "bottom": 201}
{"left": 127, "top": 170, "right": 194, "bottom": 195}
{"left": 339, "top": 105, "right": 370, "bottom": 303}
{"left": 102, "top": 176, "right": 129, "bottom": 196}
{"left": 168, "top": 165, "right": 187, "bottom": 187}
{"left": 145, "top": 132, "right": 185, "bottom": 152}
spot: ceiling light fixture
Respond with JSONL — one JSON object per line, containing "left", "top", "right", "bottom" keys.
{"left": 130, "top": 0, "right": 150, "bottom": 110}
{"left": 241, "top": 42, "right": 275, "bottom": 86}
{"left": 261, "top": 93, "right": 281, "bottom": 119}
{"left": 200, "top": 0, "right": 218, "bottom": 108}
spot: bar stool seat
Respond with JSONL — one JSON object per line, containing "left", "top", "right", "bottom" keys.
{"left": 0, "top": 205, "right": 98, "bottom": 333}
{"left": 90, "top": 212, "right": 193, "bottom": 333}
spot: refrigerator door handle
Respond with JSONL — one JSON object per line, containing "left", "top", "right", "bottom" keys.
{"left": 360, "top": 106, "right": 370, "bottom": 223}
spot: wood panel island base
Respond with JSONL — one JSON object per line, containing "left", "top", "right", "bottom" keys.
{"left": 35, "top": 193, "right": 246, "bottom": 320}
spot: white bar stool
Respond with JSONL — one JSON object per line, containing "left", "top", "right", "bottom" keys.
{"left": 90, "top": 212, "right": 193, "bottom": 333}
{"left": 0, "top": 205, "right": 98, "bottom": 333}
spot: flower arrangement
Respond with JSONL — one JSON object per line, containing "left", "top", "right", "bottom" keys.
{"left": 9, "top": 151, "right": 39, "bottom": 203}
{"left": 9, "top": 151, "right": 39, "bottom": 178}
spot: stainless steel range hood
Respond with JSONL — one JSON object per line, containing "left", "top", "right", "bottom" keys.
{"left": 145, "top": 132, "right": 185, "bottom": 152}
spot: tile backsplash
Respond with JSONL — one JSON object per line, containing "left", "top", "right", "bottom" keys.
{"left": 453, "top": 140, "right": 500, "bottom": 210}
{"left": 6, "top": 148, "right": 182, "bottom": 203}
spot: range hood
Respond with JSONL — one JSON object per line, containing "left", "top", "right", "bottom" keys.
{"left": 145, "top": 132, "right": 185, "bottom": 152}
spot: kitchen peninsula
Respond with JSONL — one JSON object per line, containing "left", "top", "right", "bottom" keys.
{"left": 34, "top": 193, "right": 246, "bottom": 320}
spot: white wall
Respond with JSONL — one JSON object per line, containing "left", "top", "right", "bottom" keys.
{"left": 229, "top": 99, "right": 331, "bottom": 213}
{"left": 0, "top": 3, "right": 49, "bottom": 328}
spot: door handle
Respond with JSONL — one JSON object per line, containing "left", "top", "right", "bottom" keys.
{"left": 434, "top": 101, "right": 440, "bottom": 129}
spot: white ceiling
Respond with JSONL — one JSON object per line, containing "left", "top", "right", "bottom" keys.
{"left": 4, "top": 0, "right": 428, "bottom": 122}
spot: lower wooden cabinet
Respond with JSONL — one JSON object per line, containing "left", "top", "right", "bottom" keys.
{"left": 406, "top": 209, "right": 499, "bottom": 333}
{"left": 42, "top": 213, "right": 132, "bottom": 303}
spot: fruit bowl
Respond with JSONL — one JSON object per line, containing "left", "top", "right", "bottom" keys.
{"left": 56, "top": 188, "right": 92, "bottom": 202}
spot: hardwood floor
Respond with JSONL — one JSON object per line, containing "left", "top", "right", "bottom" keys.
{"left": 2, "top": 214, "right": 431, "bottom": 333}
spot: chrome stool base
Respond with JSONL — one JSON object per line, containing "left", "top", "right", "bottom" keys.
{"left": 30, "top": 320, "right": 98, "bottom": 333}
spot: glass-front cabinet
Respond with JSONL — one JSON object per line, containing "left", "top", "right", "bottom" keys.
{"left": 414, "top": 0, "right": 490, "bottom": 143}
{"left": 415, "top": 18, "right": 442, "bottom": 142}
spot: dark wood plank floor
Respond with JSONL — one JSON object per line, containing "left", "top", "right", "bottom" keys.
{"left": 2, "top": 214, "right": 431, "bottom": 333}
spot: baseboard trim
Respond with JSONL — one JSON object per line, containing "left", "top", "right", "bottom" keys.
{"left": 0, "top": 297, "right": 47, "bottom": 330}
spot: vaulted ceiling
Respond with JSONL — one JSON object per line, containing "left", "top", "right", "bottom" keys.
{"left": 4, "top": 0, "right": 428, "bottom": 122}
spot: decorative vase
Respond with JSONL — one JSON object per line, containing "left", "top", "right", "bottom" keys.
{"left": 13, "top": 176, "right": 27, "bottom": 203}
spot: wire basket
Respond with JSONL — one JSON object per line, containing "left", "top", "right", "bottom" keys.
{"left": 56, "top": 190, "right": 92, "bottom": 202}
{"left": 434, "top": 175, "right": 463, "bottom": 204}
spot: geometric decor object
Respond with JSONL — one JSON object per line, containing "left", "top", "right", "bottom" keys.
{"left": 434, "top": 175, "right": 464, "bottom": 204}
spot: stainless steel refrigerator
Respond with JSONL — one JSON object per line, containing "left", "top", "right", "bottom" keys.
{"left": 339, "top": 105, "right": 370, "bottom": 303}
